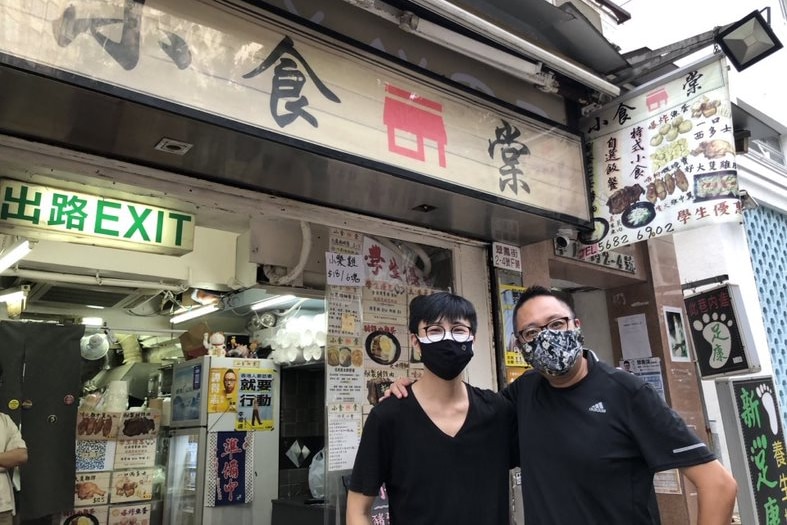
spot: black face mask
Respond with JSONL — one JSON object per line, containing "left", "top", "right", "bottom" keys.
{"left": 419, "top": 339, "right": 473, "bottom": 380}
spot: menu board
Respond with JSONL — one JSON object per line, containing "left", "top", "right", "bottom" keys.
{"left": 581, "top": 56, "right": 740, "bottom": 255}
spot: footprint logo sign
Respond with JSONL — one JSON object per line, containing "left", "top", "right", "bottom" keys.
{"left": 692, "top": 313, "right": 734, "bottom": 369}
{"left": 757, "top": 384, "right": 780, "bottom": 435}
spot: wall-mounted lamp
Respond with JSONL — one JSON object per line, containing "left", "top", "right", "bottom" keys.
{"left": 0, "top": 239, "right": 34, "bottom": 273}
{"left": 614, "top": 8, "right": 784, "bottom": 85}
{"left": 170, "top": 303, "right": 220, "bottom": 324}
{"left": 715, "top": 9, "right": 784, "bottom": 72}
{"left": 250, "top": 294, "right": 296, "bottom": 312}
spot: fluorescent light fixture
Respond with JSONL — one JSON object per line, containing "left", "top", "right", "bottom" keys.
{"left": 0, "top": 289, "right": 26, "bottom": 303}
{"left": 86, "top": 305, "right": 105, "bottom": 310}
{"left": 81, "top": 317, "right": 104, "bottom": 327}
{"left": 0, "top": 239, "right": 33, "bottom": 273}
{"left": 403, "top": 0, "right": 621, "bottom": 97}
{"left": 250, "top": 294, "right": 296, "bottom": 311}
{"left": 170, "top": 303, "right": 220, "bottom": 324}
{"left": 405, "top": 18, "right": 545, "bottom": 84}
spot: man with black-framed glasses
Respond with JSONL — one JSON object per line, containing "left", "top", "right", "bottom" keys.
{"left": 347, "top": 292, "right": 517, "bottom": 525}
{"left": 505, "top": 285, "right": 736, "bottom": 525}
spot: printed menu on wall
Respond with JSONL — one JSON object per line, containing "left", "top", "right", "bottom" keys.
{"left": 327, "top": 403, "right": 362, "bottom": 472}
{"left": 114, "top": 439, "right": 157, "bottom": 469}
{"left": 74, "top": 471, "right": 111, "bottom": 507}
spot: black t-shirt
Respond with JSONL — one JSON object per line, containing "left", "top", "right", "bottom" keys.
{"left": 349, "top": 383, "right": 517, "bottom": 525}
{"left": 502, "top": 352, "right": 715, "bottom": 525}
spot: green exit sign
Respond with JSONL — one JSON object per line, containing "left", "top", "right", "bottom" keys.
{"left": 0, "top": 179, "right": 195, "bottom": 255}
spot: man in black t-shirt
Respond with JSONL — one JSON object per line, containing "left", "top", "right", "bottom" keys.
{"left": 505, "top": 285, "right": 737, "bottom": 524}
{"left": 347, "top": 292, "right": 517, "bottom": 525}
{"left": 389, "top": 285, "right": 738, "bottom": 524}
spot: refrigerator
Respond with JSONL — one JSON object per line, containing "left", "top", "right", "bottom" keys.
{"left": 164, "top": 356, "right": 280, "bottom": 525}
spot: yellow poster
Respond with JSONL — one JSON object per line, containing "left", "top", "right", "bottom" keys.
{"left": 207, "top": 367, "right": 237, "bottom": 414}
{"left": 235, "top": 369, "right": 276, "bottom": 431}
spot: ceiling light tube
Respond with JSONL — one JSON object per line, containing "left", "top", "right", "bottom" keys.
{"left": 0, "top": 289, "right": 26, "bottom": 303}
{"left": 0, "top": 239, "right": 33, "bottom": 273}
{"left": 170, "top": 304, "right": 220, "bottom": 324}
{"left": 406, "top": 0, "right": 620, "bottom": 97}
{"left": 81, "top": 317, "right": 104, "bottom": 327}
{"left": 250, "top": 294, "right": 296, "bottom": 311}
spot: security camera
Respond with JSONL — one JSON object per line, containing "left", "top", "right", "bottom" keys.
{"left": 554, "top": 228, "right": 577, "bottom": 250}
{"left": 739, "top": 189, "right": 760, "bottom": 211}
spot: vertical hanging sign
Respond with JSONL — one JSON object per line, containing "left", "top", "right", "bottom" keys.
{"left": 718, "top": 376, "right": 787, "bottom": 524}
{"left": 581, "top": 56, "right": 740, "bottom": 255}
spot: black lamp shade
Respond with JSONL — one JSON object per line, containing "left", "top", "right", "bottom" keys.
{"left": 716, "top": 10, "right": 784, "bottom": 71}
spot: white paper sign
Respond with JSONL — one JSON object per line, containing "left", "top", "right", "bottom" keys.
{"left": 492, "top": 242, "right": 522, "bottom": 272}
{"left": 326, "top": 252, "right": 365, "bottom": 287}
{"left": 617, "top": 313, "right": 651, "bottom": 359}
{"left": 327, "top": 404, "right": 362, "bottom": 471}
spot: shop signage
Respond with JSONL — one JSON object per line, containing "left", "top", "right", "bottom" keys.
{"left": 492, "top": 242, "right": 522, "bottom": 272}
{"left": 581, "top": 56, "right": 740, "bottom": 253}
{"left": 553, "top": 239, "right": 636, "bottom": 273}
{"left": 0, "top": 179, "right": 194, "bottom": 255}
{"left": 717, "top": 376, "right": 787, "bottom": 524}
{"left": 0, "top": 0, "right": 589, "bottom": 222}
{"left": 684, "top": 284, "right": 760, "bottom": 379}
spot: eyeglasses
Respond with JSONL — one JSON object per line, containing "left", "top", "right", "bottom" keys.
{"left": 517, "top": 317, "right": 573, "bottom": 343}
{"left": 420, "top": 324, "right": 473, "bottom": 343}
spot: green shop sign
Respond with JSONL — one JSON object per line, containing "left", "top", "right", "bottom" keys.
{"left": 0, "top": 180, "right": 195, "bottom": 255}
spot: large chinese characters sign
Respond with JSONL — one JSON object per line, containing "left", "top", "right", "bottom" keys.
{"left": 0, "top": 0, "right": 588, "bottom": 222}
{"left": 580, "top": 57, "right": 740, "bottom": 255}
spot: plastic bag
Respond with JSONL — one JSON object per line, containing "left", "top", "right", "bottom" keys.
{"left": 308, "top": 449, "right": 326, "bottom": 499}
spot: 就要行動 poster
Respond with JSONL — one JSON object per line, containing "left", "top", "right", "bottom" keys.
{"left": 235, "top": 369, "right": 275, "bottom": 431}
{"left": 581, "top": 56, "right": 740, "bottom": 255}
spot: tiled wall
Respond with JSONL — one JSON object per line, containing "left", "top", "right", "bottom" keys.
{"left": 278, "top": 366, "right": 325, "bottom": 499}
{"left": 744, "top": 206, "right": 787, "bottom": 425}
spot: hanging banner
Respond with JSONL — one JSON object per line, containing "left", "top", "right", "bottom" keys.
{"left": 717, "top": 376, "right": 787, "bottom": 524}
{"left": 684, "top": 284, "right": 760, "bottom": 378}
{"left": 581, "top": 56, "right": 740, "bottom": 255}
{"left": 206, "top": 431, "right": 254, "bottom": 506}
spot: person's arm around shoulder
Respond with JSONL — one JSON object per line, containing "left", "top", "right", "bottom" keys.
{"left": 382, "top": 377, "right": 412, "bottom": 400}
{"left": 681, "top": 459, "right": 737, "bottom": 525}
{"left": 346, "top": 490, "right": 376, "bottom": 525}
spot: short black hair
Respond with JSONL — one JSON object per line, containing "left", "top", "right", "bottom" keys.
{"left": 512, "top": 285, "right": 576, "bottom": 324}
{"left": 408, "top": 292, "right": 477, "bottom": 335}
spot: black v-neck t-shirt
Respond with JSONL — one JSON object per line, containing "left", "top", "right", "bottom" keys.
{"left": 349, "top": 383, "right": 517, "bottom": 524}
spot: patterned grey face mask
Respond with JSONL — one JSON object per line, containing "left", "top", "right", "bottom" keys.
{"left": 521, "top": 329, "right": 584, "bottom": 376}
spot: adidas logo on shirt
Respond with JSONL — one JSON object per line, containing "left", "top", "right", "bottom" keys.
{"left": 588, "top": 402, "right": 606, "bottom": 413}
